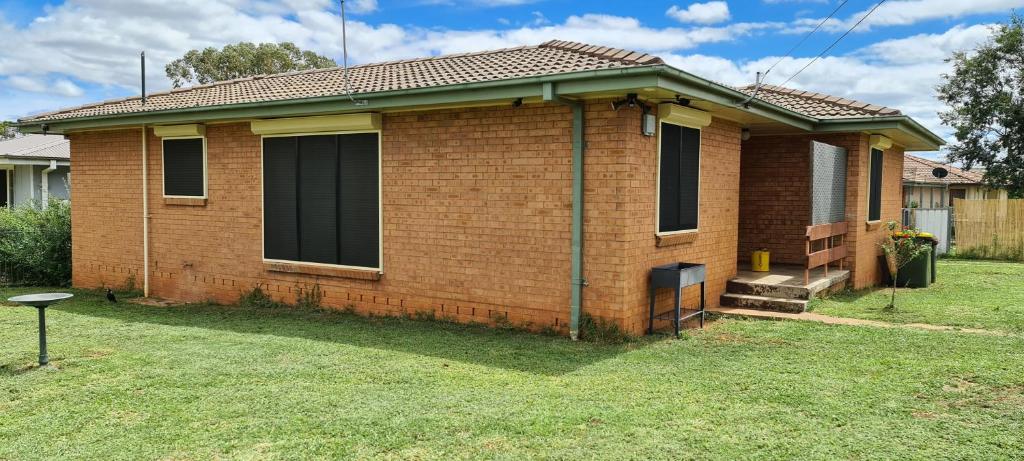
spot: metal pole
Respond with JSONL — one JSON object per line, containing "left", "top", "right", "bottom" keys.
{"left": 37, "top": 307, "right": 48, "bottom": 366}
{"left": 141, "top": 51, "right": 147, "bottom": 105}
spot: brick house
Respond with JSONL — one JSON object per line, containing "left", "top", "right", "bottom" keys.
{"left": 17, "top": 41, "right": 943, "bottom": 337}
{"left": 903, "top": 154, "right": 1008, "bottom": 208}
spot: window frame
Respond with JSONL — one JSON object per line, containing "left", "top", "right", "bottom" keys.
{"left": 161, "top": 135, "right": 208, "bottom": 199}
{"left": 259, "top": 129, "right": 384, "bottom": 273}
{"left": 866, "top": 147, "right": 884, "bottom": 223}
{"left": 655, "top": 120, "right": 702, "bottom": 236}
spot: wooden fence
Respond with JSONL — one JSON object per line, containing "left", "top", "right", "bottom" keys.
{"left": 953, "top": 198, "right": 1024, "bottom": 261}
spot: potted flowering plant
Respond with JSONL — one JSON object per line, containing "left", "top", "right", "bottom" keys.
{"left": 880, "top": 222, "right": 933, "bottom": 310}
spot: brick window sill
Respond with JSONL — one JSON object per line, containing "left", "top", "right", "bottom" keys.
{"left": 865, "top": 220, "right": 882, "bottom": 231}
{"left": 264, "top": 262, "right": 382, "bottom": 281}
{"left": 164, "top": 197, "right": 207, "bottom": 206}
{"left": 656, "top": 231, "right": 698, "bottom": 247}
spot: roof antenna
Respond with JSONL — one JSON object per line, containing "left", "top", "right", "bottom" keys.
{"left": 737, "top": 71, "right": 763, "bottom": 109}
{"left": 141, "top": 51, "right": 147, "bottom": 106}
{"left": 340, "top": 0, "right": 368, "bottom": 107}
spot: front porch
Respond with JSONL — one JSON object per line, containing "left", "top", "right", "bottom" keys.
{"left": 730, "top": 134, "right": 860, "bottom": 312}
{"left": 720, "top": 264, "right": 850, "bottom": 313}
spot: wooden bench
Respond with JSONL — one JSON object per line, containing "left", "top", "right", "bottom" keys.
{"left": 805, "top": 221, "right": 848, "bottom": 284}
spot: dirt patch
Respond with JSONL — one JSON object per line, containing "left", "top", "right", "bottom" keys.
{"left": 939, "top": 379, "right": 1024, "bottom": 414}
{"left": 126, "top": 297, "right": 185, "bottom": 307}
{"left": 84, "top": 349, "right": 115, "bottom": 359}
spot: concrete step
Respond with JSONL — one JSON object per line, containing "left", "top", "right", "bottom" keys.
{"left": 719, "top": 293, "right": 809, "bottom": 313}
{"left": 726, "top": 280, "right": 812, "bottom": 300}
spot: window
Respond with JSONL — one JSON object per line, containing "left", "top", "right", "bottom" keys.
{"left": 163, "top": 138, "right": 206, "bottom": 197}
{"left": 658, "top": 122, "right": 700, "bottom": 233}
{"left": 262, "top": 132, "right": 380, "bottom": 269}
{"left": 867, "top": 148, "right": 883, "bottom": 221}
{"left": 0, "top": 169, "right": 9, "bottom": 207}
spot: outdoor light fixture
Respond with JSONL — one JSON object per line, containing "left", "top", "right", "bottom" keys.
{"left": 611, "top": 93, "right": 640, "bottom": 111}
{"left": 741, "top": 128, "right": 751, "bottom": 141}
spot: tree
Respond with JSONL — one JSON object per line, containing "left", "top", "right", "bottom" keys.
{"left": 880, "top": 222, "right": 932, "bottom": 310}
{"left": 937, "top": 15, "right": 1024, "bottom": 198}
{"left": 1, "top": 121, "right": 16, "bottom": 140}
{"left": 165, "top": 42, "right": 336, "bottom": 88}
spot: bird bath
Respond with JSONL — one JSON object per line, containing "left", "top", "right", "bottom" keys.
{"left": 7, "top": 293, "right": 73, "bottom": 366}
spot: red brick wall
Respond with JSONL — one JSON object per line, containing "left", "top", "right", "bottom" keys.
{"left": 68, "top": 102, "right": 747, "bottom": 336}
{"left": 737, "top": 133, "right": 905, "bottom": 288}
{"left": 68, "top": 129, "right": 145, "bottom": 289}
{"left": 846, "top": 141, "right": 905, "bottom": 288}
{"left": 72, "top": 105, "right": 576, "bottom": 331}
{"left": 738, "top": 136, "right": 812, "bottom": 264}
{"left": 620, "top": 109, "right": 743, "bottom": 335}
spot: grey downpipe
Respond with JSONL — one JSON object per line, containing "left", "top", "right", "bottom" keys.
{"left": 543, "top": 83, "right": 585, "bottom": 340}
{"left": 142, "top": 125, "right": 150, "bottom": 297}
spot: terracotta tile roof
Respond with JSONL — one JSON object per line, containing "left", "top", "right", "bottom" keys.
{"left": 736, "top": 84, "right": 902, "bottom": 119}
{"left": 903, "top": 154, "right": 983, "bottom": 185}
{"left": 21, "top": 40, "right": 662, "bottom": 123}
{"left": 0, "top": 134, "right": 70, "bottom": 160}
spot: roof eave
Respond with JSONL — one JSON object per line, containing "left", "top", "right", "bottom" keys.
{"left": 652, "top": 66, "right": 817, "bottom": 131}
{"left": 815, "top": 116, "right": 945, "bottom": 151}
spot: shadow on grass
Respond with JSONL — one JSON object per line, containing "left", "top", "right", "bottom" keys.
{"left": 43, "top": 290, "right": 652, "bottom": 376}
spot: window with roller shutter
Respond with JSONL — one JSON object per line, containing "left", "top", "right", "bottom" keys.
{"left": 657, "top": 122, "right": 700, "bottom": 233}
{"left": 868, "top": 148, "right": 883, "bottom": 222}
{"left": 162, "top": 138, "right": 206, "bottom": 198}
{"left": 262, "top": 132, "right": 380, "bottom": 269}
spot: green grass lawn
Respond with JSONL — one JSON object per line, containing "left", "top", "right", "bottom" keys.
{"left": 2, "top": 288, "right": 1023, "bottom": 459}
{"left": 811, "top": 259, "right": 1024, "bottom": 333}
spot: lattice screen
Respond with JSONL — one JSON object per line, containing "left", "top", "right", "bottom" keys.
{"left": 810, "top": 141, "right": 848, "bottom": 225}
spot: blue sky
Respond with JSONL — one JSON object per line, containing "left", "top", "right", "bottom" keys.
{"left": 1, "top": 0, "right": 1022, "bottom": 158}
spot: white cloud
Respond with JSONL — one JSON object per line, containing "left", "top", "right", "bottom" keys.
{"left": 793, "top": 0, "right": 1024, "bottom": 32}
{"left": 53, "top": 79, "right": 85, "bottom": 97}
{"left": 4, "top": 75, "right": 83, "bottom": 97}
{"left": 346, "top": 0, "right": 378, "bottom": 14}
{"left": 667, "top": 2, "right": 731, "bottom": 25}
{"left": 6, "top": 75, "right": 47, "bottom": 93}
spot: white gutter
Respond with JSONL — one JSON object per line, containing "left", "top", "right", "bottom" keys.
{"left": 40, "top": 159, "right": 57, "bottom": 209}
{"left": 141, "top": 126, "right": 150, "bottom": 297}
{"left": 0, "top": 158, "right": 70, "bottom": 166}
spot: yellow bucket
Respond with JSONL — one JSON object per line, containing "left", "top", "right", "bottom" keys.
{"left": 752, "top": 249, "right": 770, "bottom": 272}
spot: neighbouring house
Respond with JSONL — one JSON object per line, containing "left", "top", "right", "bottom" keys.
{"left": 16, "top": 41, "right": 943, "bottom": 337}
{"left": 903, "top": 154, "right": 1008, "bottom": 209}
{"left": 0, "top": 134, "right": 71, "bottom": 208}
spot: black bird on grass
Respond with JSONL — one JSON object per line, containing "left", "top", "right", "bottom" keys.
{"left": 106, "top": 288, "right": 117, "bottom": 303}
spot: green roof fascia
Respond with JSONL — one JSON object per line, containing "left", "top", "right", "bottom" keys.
{"left": 815, "top": 116, "right": 946, "bottom": 151}
{"left": 15, "top": 67, "right": 665, "bottom": 134}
